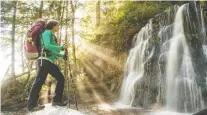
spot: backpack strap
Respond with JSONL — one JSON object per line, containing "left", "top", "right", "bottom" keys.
{"left": 39, "top": 31, "right": 53, "bottom": 66}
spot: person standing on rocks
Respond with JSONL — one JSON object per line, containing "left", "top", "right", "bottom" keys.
{"left": 27, "top": 19, "right": 68, "bottom": 111}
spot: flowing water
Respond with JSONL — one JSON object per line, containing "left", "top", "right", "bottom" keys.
{"left": 166, "top": 4, "right": 204, "bottom": 112}
{"left": 203, "top": 45, "right": 207, "bottom": 56}
{"left": 118, "top": 2, "right": 207, "bottom": 114}
{"left": 118, "top": 20, "right": 154, "bottom": 106}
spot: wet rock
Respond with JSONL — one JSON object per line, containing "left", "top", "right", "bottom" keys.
{"left": 120, "top": 1, "right": 207, "bottom": 113}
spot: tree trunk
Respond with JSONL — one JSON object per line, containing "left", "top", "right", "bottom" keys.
{"left": 96, "top": 1, "right": 100, "bottom": 27}
{"left": 96, "top": 1, "right": 101, "bottom": 44}
{"left": 59, "top": 1, "right": 65, "bottom": 45}
{"left": 11, "top": 1, "right": 17, "bottom": 77}
{"left": 63, "top": 1, "right": 70, "bottom": 106}
{"left": 39, "top": 1, "right": 43, "bottom": 18}
{"left": 57, "top": 1, "right": 62, "bottom": 46}
{"left": 21, "top": 27, "right": 24, "bottom": 72}
{"left": 64, "top": 1, "right": 69, "bottom": 77}
{"left": 65, "top": 1, "right": 69, "bottom": 43}
{"left": 70, "top": 0, "right": 77, "bottom": 67}
{"left": 95, "top": 1, "right": 103, "bottom": 79}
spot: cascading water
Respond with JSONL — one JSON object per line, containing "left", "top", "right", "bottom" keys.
{"left": 118, "top": 20, "right": 154, "bottom": 106}
{"left": 157, "top": 5, "right": 179, "bottom": 106}
{"left": 203, "top": 45, "right": 207, "bottom": 56}
{"left": 166, "top": 3, "right": 206, "bottom": 112}
{"left": 118, "top": 2, "right": 207, "bottom": 114}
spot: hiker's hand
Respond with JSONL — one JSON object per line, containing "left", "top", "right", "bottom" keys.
{"left": 63, "top": 44, "right": 68, "bottom": 50}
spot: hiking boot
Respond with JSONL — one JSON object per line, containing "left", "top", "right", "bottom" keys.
{"left": 27, "top": 104, "right": 45, "bottom": 111}
{"left": 52, "top": 101, "right": 67, "bottom": 106}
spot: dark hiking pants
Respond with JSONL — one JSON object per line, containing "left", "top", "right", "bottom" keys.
{"left": 27, "top": 59, "right": 65, "bottom": 107}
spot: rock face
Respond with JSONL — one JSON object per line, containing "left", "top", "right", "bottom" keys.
{"left": 118, "top": 2, "right": 207, "bottom": 113}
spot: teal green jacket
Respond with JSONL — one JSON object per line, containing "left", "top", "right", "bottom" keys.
{"left": 39, "top": 30, "right": 64, "bottom": 63}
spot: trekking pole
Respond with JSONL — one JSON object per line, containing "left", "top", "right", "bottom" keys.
{"left": 65, "top": 48, "right": 78, "bottom": 110}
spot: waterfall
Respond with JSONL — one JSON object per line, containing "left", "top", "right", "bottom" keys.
{"left": 118, "top": 2, "right": 207, "bottom": 113}
{"left": 157, "top": 5, "right": 179, "bottom": 105}
{"left": 166, "top": 3, "right": 206, "bottom": 112}
{"left": 118, "top": 20, "right": 154, "bottom": 106}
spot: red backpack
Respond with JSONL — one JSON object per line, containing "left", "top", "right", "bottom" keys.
{"left": 24, "top": 19, "right": 48, "bottom": 60}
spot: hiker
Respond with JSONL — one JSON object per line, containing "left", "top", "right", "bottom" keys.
{"left": 27, "top": 19, "right": 67, "bottom": 111}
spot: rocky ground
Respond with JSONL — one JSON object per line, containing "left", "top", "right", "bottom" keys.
{"left": 0, "top": 81, "right": 193, "bottom": 115}
{"left": 1, "top": 81, "right": 151, "bottom": 115}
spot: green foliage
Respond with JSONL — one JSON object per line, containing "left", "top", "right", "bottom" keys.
{"left": 1, "top": 1, "right": 177, "bottom": 105}
{"left": 81, "top": 1, "right": 172, "bottom": 52}
{"left": 77, "top": 1, "right": 174, "bottom": 95}
{"left": 1, "top": 1, "right": 77, "bottom": 105}
{"left": 201, "top": 1, "right": 207, "bottom": 24}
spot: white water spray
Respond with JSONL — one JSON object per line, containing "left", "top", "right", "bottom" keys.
{"left": 118, "top": 2, "right": 207, "bottom": 114}
{"left": 166, "top": 4, "right": 204, "bottom": 112}
{"left": 118, "top": 20, "right": 154, "bottom": 106}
